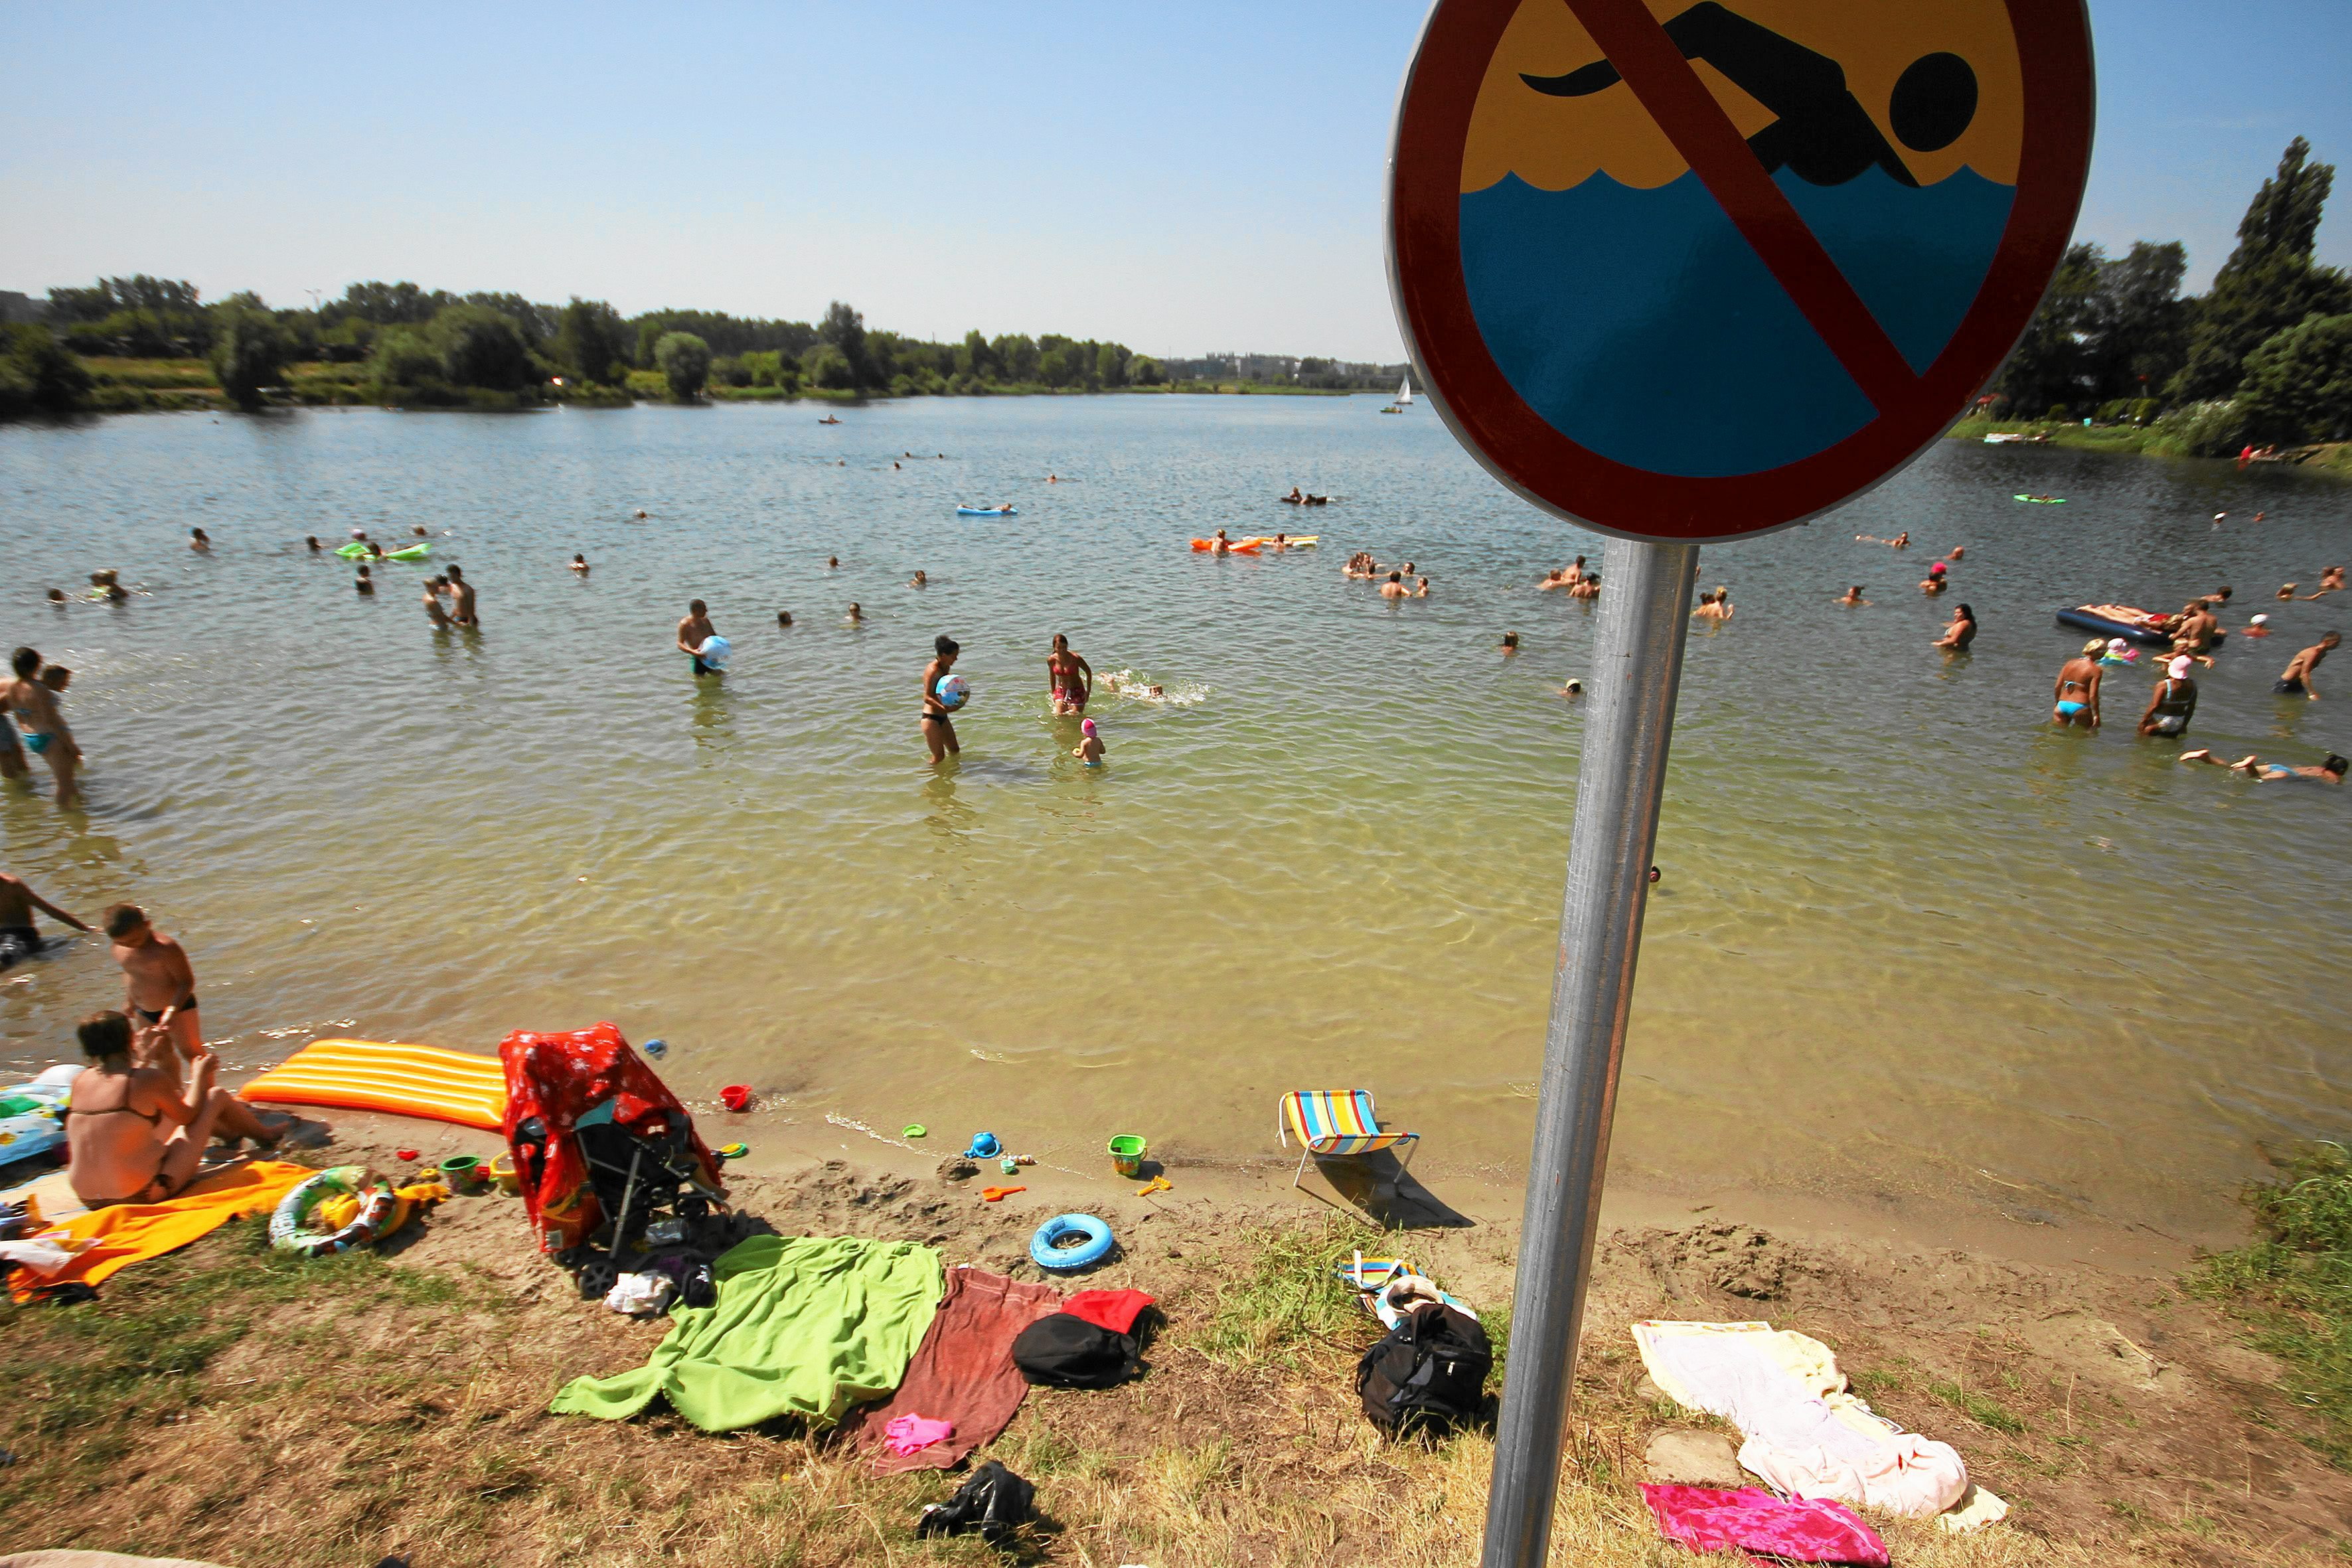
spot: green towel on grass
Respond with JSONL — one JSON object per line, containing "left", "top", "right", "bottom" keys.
{"left": 551, "top": 1235, "right": 942, "bottom": 1431}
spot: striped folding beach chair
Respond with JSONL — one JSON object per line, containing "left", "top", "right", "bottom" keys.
{"left": 1277, "top": 1089, "right": 1419, "bottom": 1194}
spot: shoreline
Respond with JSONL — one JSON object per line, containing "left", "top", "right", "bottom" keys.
{"left": 1944, "top": 415, "right": 2352, "bottom": 473}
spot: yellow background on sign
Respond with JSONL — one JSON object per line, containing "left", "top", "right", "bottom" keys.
{"left": 1462, "top": 0, "right": 2023, "bottom": 192}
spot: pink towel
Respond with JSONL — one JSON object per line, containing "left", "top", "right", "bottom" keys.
{"left": 1640, "top": 1484, "right": 1889, "bottom": 1566}
{"left": 882, "top": 1414, "right": 955, "bottom": 1456}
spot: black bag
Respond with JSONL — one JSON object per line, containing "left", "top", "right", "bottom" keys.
{"left": 916, "top": 1459, "right": 1036, "bottom": 1545}
{"left": 1012, "top": 1312, "right": 1138, "bottom": 1388}
{"left": 1356, "top": 1302, "right": 1492, "bottom": 1436}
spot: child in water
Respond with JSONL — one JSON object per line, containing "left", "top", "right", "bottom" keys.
{"left": 354, "top": 565, "right": 375, "bottom": 596}
{"left": 1074, "top": 718, "right": 1105, "bottom": 767}
{"left": 571, "top": 554, "right": 589, "bottom": 574}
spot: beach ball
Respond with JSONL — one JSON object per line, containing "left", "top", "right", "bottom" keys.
{"left": 935, "top": 674, "right": 970, "bottom": 710}
{"left": 698, "top": 636, "right": 731, "bottom": 669}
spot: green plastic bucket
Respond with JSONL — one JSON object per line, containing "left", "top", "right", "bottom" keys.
{"left": 437, "top": 1154, "right": 485, "bottom": 1190}
{"left": 1107, "top": 1135, "right": 1146, "bottom": 1178}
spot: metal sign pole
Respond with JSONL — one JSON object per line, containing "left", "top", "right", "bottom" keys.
{"left": 1481, "top": 534, "right": 1700, "bottom": 1568}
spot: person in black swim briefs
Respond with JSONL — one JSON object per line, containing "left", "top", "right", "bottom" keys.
{"left": 0, "top": 870, "right": 90, "bottom": 968}
{"left": 922, "top": 635, "right": 963, "bottom": 766}
{"left": 2276, "top": 632, "right": 2339, "bottom": 699}
{"left": 107, "top": 903, "right": 206, "bottom": 1088}
{"left": 1520, "top": 3, "right": 1981, "bottom": 188}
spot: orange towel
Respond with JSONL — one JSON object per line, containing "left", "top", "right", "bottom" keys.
{"left": 9, "top": 1160, "right": 313, "bottom": 1301}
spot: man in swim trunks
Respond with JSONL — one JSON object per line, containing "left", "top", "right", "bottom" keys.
{"left": 676, "top": 599, "right": 720, "bottom": 676}
{"left": 2052, "top": 639, "right": 2104, "bottom": 728}
{"left": 5, "top": 646, "right": 82, "bottom": 807}
{"left": 2138, "top": 656, "right": 2199, "bottom": 738}
{"left": 0, "top": 870, "right": 89, "bottom": 969}
{"left": 107, "top": 903, "right": 205, "bottom": 1085}
{"left": 1380, "top": 572, "right": 1411, "bottom": 599}
{"left": 64, "top": 1010, "right": 281, "bottom": 1208}
{"left": 445, "top": 564, "right": 478, "bottom": 627}
{"left": 1046, "top": 634, "right": 1093, "bottom": 714}
{"left": 2276, "top": 631, "right": 2339, "bottom": 699}
{"left": 921, "top": 635, "right": 961, "bottom": 765}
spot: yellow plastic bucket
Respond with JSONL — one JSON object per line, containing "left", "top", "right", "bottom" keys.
{"left": 488, "top": 1152, "right": 520, "bottom": 1196}
{"left": 1108, "top": 1135, "right": 1146, "bottom": 1178}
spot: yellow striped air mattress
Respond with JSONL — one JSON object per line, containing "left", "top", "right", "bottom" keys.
{"left": 240, "top": 1038, "right": 506, "bottom": 1131}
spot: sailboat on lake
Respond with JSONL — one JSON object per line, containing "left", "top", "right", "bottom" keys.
{"left": 1381, "top": 375, "right": 1413, "bottom": 414}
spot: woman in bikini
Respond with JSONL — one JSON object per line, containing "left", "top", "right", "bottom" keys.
{"left": 1046, "top": 634, "right": 1093, "bottom": 715}
{"left": 2051, "top": 639, "right": 2104, "bottom": 728}
{"left": 64, "top": 1011, "right": 281, "bottom": 1207}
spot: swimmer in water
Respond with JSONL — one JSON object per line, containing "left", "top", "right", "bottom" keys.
{"left": 2051, "top": 638, "right": 2104, "bottom": 728}
{"left": 1947, "top": 546, "right": 1964, "bottom": 561}
{"left": 2320, "top": 566, "right": 2345, "bottom": 593}
{"left": 1499, "top": 631, "right": 1520, "bottom": 655}
{"left": 828, "top": 556, "right": 840, "bottom": 570}
{"left": 445, "top": 564, "right": 477, "bottom": 627}
{"left": 354, "top": 564, "right": 375, "bottom": 596}
{"left": 1046, "top": 634, "right": 1093, "bottom": 714}
{"left": 1415, "top": 576, "right": 1431, "bottom": 598}
{"left": 305, "top": 536, "right": 321, "bottom": 553}
{"left": 1932, "top": 602, "right": 1976, "bottom": 651}
{"left": 2181, "top": 749, "right": 2349, "bottom": 784}
{"left": 1561, "top": 678, "right": 1583, "bottom": 700}
{"left": 412, "top": 524, "right": 428, "bottom": 536}
{"left": 921, "top": 635, "right": 961, "bottom": 765}
{"left": 676, "top": 600, "right": 720, "bottom": 676}
{"left": 571, "top": 554, "right": 589, "bottom": 574}
{"left": 46, "top": 588, "right": 66, "bottom": 605}
{"left": 189, "top": 528, "right": 210, "bottom": 552}
{"left": 847, "top": 603, "right": 864, "bottom": 624}
{"left": 1921, "top": 563, "right": 1948, "bottom": 595}
{"left": 776, "top": 611, "right": 794, "bottom": 628}
{"left": 2138, "top": 655, "right": 2199, "bottom": 738}
{"left": 2274, "top": 631, "right": 2340, "bottom": 699}
{"left": 633, "top": 509, "right": 648, "bottom": 519}
{"left": 1569, "top": 574, "right": 1600, "bottom": 600}
{"left": 422, "top": 576, "right": 452, "bottom": 629}
{"left": 1073, "top": 717, "right": 1104, "bottom": 766}
{"left": 2243, "top": 614, "right": 2272, "bottom": 637}
{"left": 909, "top": 570, "right": 927, "bottom": 588}
{"left": 1380, "top": 572, "right": 1411, "bottom": 599}
{"left": 1838, "top": 586, "right": 1869, "bottom": 606}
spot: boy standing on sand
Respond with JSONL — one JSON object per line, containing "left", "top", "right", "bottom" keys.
{"left": 921, "top": 636, "right": 961, "bottom": 765}
{"left": 107, "top": 903, "right": 204, "bottom": 1085}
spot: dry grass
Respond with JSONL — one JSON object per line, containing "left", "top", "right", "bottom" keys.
{"left": 3, "top": 1205, "right": 2345, "bottom": 1566}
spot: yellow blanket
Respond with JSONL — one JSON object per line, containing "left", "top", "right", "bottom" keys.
{"left": 9, "top": 1160, "right": 313, "bottom": 1301}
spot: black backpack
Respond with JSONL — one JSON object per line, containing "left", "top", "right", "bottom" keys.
{"left": 916, "top": 1460, "right": 1036, "bottom": 1545}
{"left": 1356, "top": 1302, "right": 1492, "bottom": 1436}
{"left": 1012, "top": 1312, "right": 1138, "bottom": 1388}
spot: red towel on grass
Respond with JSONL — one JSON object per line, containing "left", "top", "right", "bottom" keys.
{"left": 1063, "top": 1288, "right": 1154, "bottom": 1335}
{"left": 840, "top": 1265, "right": 1063, "bottom": 1473}
{"left": 1640, "top": 1484, "right": 1889, "bottom": 1566}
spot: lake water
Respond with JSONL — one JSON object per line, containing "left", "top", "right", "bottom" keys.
{"left": 3, "top": 398, "right": 2346, "bottom": 1241}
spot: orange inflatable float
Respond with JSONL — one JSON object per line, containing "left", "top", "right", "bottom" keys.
{"left": 240, "top": 1038, "right": 507, "bottom": 1131}
{"left": 1189, "top": 538, "right": 1261, "bottom": 554}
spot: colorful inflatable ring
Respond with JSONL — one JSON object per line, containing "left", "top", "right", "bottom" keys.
{"left": 1029, "top": 1212, "right": 1115, "bottom": 1272}
{"left": 270, "top": 1164, "right": 398, "bottom": 1257}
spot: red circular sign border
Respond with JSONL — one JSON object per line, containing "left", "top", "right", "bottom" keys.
{"left": 1387, "top": 0, "right": 2095, "bottom": 544}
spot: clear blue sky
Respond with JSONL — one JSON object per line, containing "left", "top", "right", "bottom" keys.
{"left": 3, "top": 1, "right": 2346, "bottom": 361}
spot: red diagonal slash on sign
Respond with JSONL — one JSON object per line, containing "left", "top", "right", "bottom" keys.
{"left": 1562, "top": 0, "right": 1921, "bottom": 414}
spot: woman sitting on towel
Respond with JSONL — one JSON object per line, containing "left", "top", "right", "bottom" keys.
{"left": 64, "top": 1010, "right": 281, "bottom": 1206}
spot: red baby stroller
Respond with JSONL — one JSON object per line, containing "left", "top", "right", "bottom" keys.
{"left": 500, "top": 1022, "right": 728, "bottom": 1299}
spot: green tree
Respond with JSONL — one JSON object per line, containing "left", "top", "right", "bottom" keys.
{"left": 1994, "top": 242, "right": 2102, "bottom": 415}
{"left": 1095, "top": 343, "right": 1129, "bottom": 387}
{"left": 818, "top": 301, "right": 872, "bottom": 387}
{"left": 431, "top": 305, "right": 535, "bottom": 391}
{"left": 2173, "top": 138, "right": 2352, "bottom": 401}
{"left": 2086, "top": 240, "right": 2189, "bottom": 402}
{"left": 2236, "top": 313, "right": 2352, "bottom": 444}
{"left": 958, "top": 329, "right": 999, "bottom": 380}
{"left": 655, "top": 331, "right": 712, "bottom": 399}
{"left": 365, "top": 328, "right": 444, "bottom": 399}
{"left": 800, "top": 341, "right": 854, "bottom": 390}
{"left": 992, "top": 333, "right": 1040, "bottom": 383}
{"left": 1130, "top": 355, "right": 1166, "bottom": 386}
{"left": 0, "top": 323, "right": 94, "bottom": 415}
{"left": 208, "top": 295, "right": 293, "bottom": 410}
{"left": 556, "top": 297, "right": 626, "bottom": 383}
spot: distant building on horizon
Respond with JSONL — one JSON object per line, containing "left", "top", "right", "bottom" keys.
{"left": 0, "top": 291, "right": 48, "bottom": 325}
{"left": 1164, "top": 352, "right": 1409, "bottom": 389}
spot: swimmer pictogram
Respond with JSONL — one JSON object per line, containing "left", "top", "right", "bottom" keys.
{"left": 1387, "top": 0, "right": 2094, "bottom": 542}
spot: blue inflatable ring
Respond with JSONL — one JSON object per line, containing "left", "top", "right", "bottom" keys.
{"left": 1030, "top": 1212, "right": 1115, "bottom": 1272}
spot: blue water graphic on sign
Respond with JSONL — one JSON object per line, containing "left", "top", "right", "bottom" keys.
{"left": 1459, "top": 167, "right": 2015, "bottom": 477}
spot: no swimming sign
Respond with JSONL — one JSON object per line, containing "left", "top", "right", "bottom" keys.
{"left": 1388, "top": 0, "right": 2093, "bottom": 542}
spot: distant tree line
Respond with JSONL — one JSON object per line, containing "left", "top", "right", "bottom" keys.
{"left": 1993, "top": 137, "right": 2352, "bottom": 452}
{"left": 1, "top": 281, "right": 1173, "bottom": 415}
